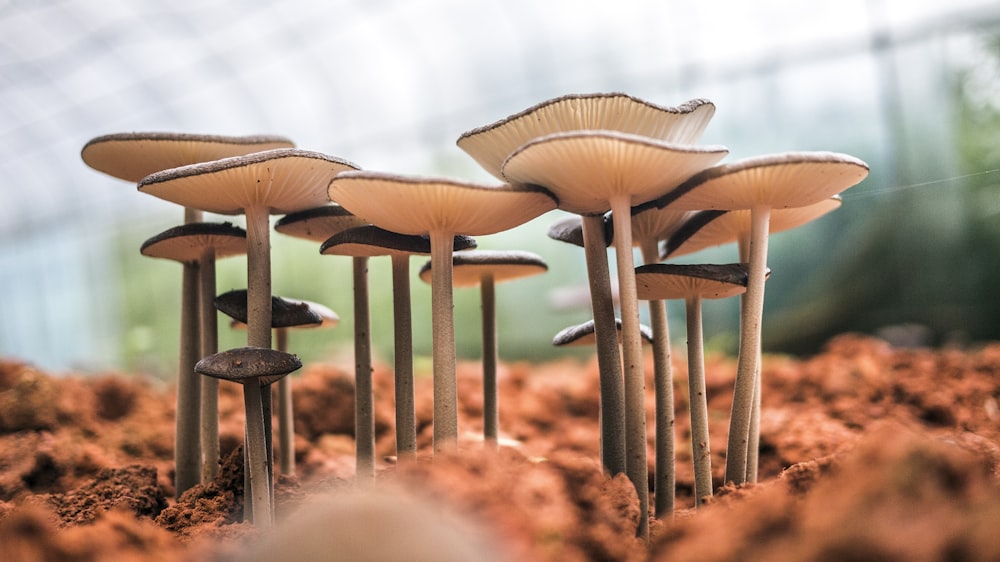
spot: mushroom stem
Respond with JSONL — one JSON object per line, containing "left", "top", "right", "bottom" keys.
{"left": 685, "top": 294, "right": 712, "bottom": 506}
{"left": 737, "top": 239, "right": 762, "bottom": 484}
{"left": 176, "top": 259, "right": 203, "bottom": 497}
{"left": 391, "top": 254, "right": 416, "bottom": 461}
{"left": 243, "top": 381, "right": 273, "bottom": 528}
{"left": 354, "top": 256, "right": 375, "bottom": 485}
{"left": 581, "top": 215, "right": 626, "bottom": 476}
{"left": 640, "top": 239, "right": 674, "bottom": 518}
{"left": 481, "top": 273, "right": 498, "bottom": 448}
{"left": 724, "top": 205, "right": 771, "bottom": 484}
{"left": 609, "top": 196, "right": 649, "bottom": 541}
{"left": 275, "top": 328, "right": 294, "bottom": 476}
{"left": 429, "top": 229, "right": 458, "bottom": 452}
{"left": 199, "top": 245, "right": 220, "bottom": 483}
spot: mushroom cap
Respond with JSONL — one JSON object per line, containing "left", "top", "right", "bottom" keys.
{"left": 195, "top": 347, "right": 302, "bottom": 385}
{"left": 215, "top": 289, "right": 338, "bottom": 329}
{"left": 140, "top": 222, "right": 247, "bottom": 263}
{"left": 546, "top": 214, "right": 612, "bottom": 249}
{"left": 327, "top": 170, "right": 557, "bottom": 236}
{"left": 663, "top": 196, "right": 843, "bottom": 258}
{"left": 138, "top": 149, "right": 360, "bottom": 215}
{"left": 81, "top": 132, "right": 295, "bottom": 183}
{"left": 624, "top": 203, "right": 693, "bottom": 247}
{"left": 417, "top": 249, "right": 548, "bottom": 287}
{"left": 457, "top": 94, "right": 716, "bottom": 180}
{"left": 274, "top": 204, "right": 369, "bottom": 243}
{"left": 656, "top": 151, "right": 869, "bottom": 211}
{"left": 501, "top": 130, "right": 728, "bottom": 215}
{"left": 320, "top": 225, "right": 476, "bottom": 258}
{"left": 635, "top": 263, "right": 750, "bottom": 301}
{"left": 552, "top": 318, "right": 654, "bottom": 347}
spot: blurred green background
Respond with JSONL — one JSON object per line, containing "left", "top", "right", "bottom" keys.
{"left": 1, "top": 1, "right": 999, "bottom": 378}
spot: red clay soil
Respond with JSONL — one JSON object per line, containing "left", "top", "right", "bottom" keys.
{"left": 1, "top": 333, "right": 1000, "bottom": 560}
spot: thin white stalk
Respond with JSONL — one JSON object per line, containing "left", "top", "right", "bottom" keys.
{"left": 581, "top": 215, "right": 625, "bottom": 476}
{"left": 609, "top": 196, "right": 648, "bottom": 541}
{"left": 430, "top": 230, "right": 458, "bottom": 451}
{"left": 724, "top": 205, "right": 771, "bottom": 485}
{"left": 354, "top": 256, "right": 375, "bottom": 485}
{"left": 244, "top": 205, "right": 273, "bottom": 522}
{"left": 199, "top": 246, "right": 219, "bottom": 483}
{"left": 243, "top": 381, "right": 273, "bottom": 528}
{"left": 176, "top": 260, "right": 202, "bottom": 497}
{"left": 640, "top": 240, "right": 674, "bottom": 519}
{"left": 481, "top": 274, "right": 498, "bottom": 448}
{"left": 391, "top": 254, "right": 416, "bottom": 461}
{"left": 685, "top": 295, "right": 712, "bottom": 506}
{"left": 276, "top": 328, "right": 294, "bottom": 476}
{"left": 738, "top": 239, "right": 762, "bottom": 484}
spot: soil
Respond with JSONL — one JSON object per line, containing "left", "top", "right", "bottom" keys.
{"left": 2, "top": 333, "right": 1000, "bottom": 561}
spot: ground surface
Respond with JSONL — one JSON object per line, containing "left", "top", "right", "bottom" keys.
{"left": 1, "top": 333, "right": 1000, "bottom": 561}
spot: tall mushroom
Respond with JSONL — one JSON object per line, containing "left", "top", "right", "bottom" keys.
{"left": 328, "top": 171, "right": 557, "bottom": 452}
{"left": 501, "top": 131, "right": 727, "bottom": 537}
{"left": 655, "top": 152, "right": 868, "bottom": 485}
{"left": 138, "top": 148, "right": 360, "bottom": 514}
{"left": 139, "top": 222, "right": 248, "bottom": 484}
{"left": 418, "top": 250, "right": 548, "bottom": 448}
{"left": 320, "top": 225, "right": 476, "bottom": 466}
{"left": 663, "top": 197, "right": 842, "bottom": 483}
{"left": 82, "top": 132, "right": 294, "bottom": 497}
{"left": 635, "top": 263, "right": 750, "bottom": 507}
{"left": 195, "top": 346, "right": 302, "bottom": 528}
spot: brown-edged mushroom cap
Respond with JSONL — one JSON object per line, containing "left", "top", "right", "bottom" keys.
{"left": 195, "top": 346, "right": 302, "bottom": 386}
{"left": 214, "top": 289, "right": 335, "bottom": 329}
{"left": 635, "top": 263, "right": 751, "bottom": 301}
{"left": 274, "top": 204, "right": 370, "bottom": 243}
{"left": 140, "top": 222, "right": 247, "bottom": 263}
{"left": 457, "top": 94, "right": 716, "bottom": 180}
{"left": 501, "top": 131, "right": 728, "bottom": 216}
{"left": 663, "top": 197, "right": 843, "bottom": 259}
{"left": 552, "top": 319, "right": 654, "bottom": 347}
{"left": 655, "top": 152, "right": 869, "bottom": 211}
{"left": 320, "top": 225, "right": 477, "bottom": 258}
{"left": 418, "top": 250, "right": 548, "bottom": 287}
{"left": 139, "top": 149, "right": 360, "bottom": 215}
{"left": 546, "top": 214, "right": 612, "bottom": 249}
{"left": 328, "top": 171, "right": 557, "bottom": 236}
{"left": 81, "top": 132, "right": 295, "bottom": 183}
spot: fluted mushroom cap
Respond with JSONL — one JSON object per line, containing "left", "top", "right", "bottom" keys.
{"left": 328, "top": 171, "right": 557, "bottom": 236}
{"left": 552, "top": 318, "right": 654, "bottom": 347}
{"left": 215, "top": 289, "right": 338, "bottom": 329}
{"left": 195, "top": 347, "right": 302, "bottom": 386}
{"left": 275, "top": 205, "right": 369, "bottom": 243}
{"left": 634, "top": 263, "right": 751, "bottom": 301}
{"left": 501, "top": 130, "right": 727, "bottom": 216}
{"left": 320, "top": 225, "right": 476, "bottom": 258}
{"left": 458, "top": 93, "right": 716, "bottom": 180}
{"left": 82, "top": 132, "right": 294, "bottom": 182}
{"left": 418, "top": 249, "right": 548, "bottom": 288}
{"left": 140, "top": 222, "right": 247, "bottom": 263}
{"left": 139, "top": 149, "right": 360, "bottom": 216}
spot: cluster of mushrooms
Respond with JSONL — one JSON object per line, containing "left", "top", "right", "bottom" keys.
{"left": 79, "top": 92, "right": 868, "bottom": 538}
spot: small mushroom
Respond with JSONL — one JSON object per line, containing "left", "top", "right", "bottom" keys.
{"left": 320, "top": 225, "right": 476, "bottom": 468}
{"left": 552, "top": 318, "right": 654, "bottom": 347}
{"left": 328, "top": 171, "right": 557, "bottom": 452}
{"left": 196, "top": 346, "right": 302, "bottom": 528}
{"left": 655, "top": 152, "right": 868, "bottom": 484}
{"left": 217, "top": 290, "right": 338, "bottom": 478}
{"left": 140, "top": 222, "right": 247, "bottom": 490}
{"left": 418, "top": 250, "right": 547, "bottom": 448}
{"left": 635, "top": 263, "right": 751, "bottom": 508}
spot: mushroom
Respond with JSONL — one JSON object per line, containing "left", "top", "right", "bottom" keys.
{"left": 320, "top": 225, "right": 476, "bottom": 467}
{"left": 655, "top": 152, "right": 869, "bottom": 485}
{"left": 138, "top": 148, "right": 360, "bottom": 514}
{"left": 663, "top": 197, "right": 843, "bottom": 483}
{"left": 635, "top": 263, "right": 751, "bottom": 508}
{"left": 607, "top": 201, "right": 694, "bottom": 517}
{"left": 418, "top": 249, "right": 548, "bottom": 448}
{"left": 546, "top": 214, "right": 626, "bottom": 475}
{"left": 139, "top": 222, "right": 248, "bottom": 485}
{"left": 216, "top": 290, "right": 338, "bottom": 478}
{"left": 328, "top": 171, "right": 557, "bottom": 451}
{"left": 82, "top": 132, "right": 293, "bottom": 497}
{"left": 552, "top": 318, "right": 654, "bottom": 347}
{"left": 195, "top": 346, "right": 302, "bottom": 528}
{"left": 501, "top": 130, "right": 727, "bottom": 537}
